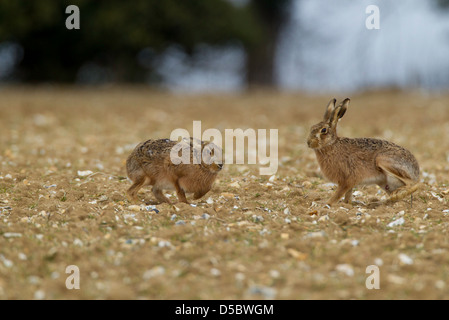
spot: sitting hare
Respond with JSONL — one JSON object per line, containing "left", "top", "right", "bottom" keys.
{"left": 307, "top": 98, "right": 420, "bottom": 206}
{"left": 126, "top": 138, "right": 223, "bottom": 204}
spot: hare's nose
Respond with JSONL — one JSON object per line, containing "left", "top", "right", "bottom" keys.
{"left": 218, "top": 163, "right": 223, "bottom": 170}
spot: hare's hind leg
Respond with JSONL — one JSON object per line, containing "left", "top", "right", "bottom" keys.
{"left": 388, "top": 182, "right": 421, "bottom": 202}
{"left": 127, "top": 176, "right": 146, "bottom": 202}
{"left": 376, "top": 159, "right": 420, "bottom": 202}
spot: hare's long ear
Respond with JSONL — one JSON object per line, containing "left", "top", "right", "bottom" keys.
{"left": 323, "top": 98, "right": 337, "bottom": 121}
{"left": 336, "top": 98, "right": 350, "bottom": 119}
{"left": 330, "top": 98, "right": 350, "bottom": 126}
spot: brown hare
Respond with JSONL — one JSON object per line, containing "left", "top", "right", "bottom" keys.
{"left": 126, "top": 138, "right": 222, "bottom": 204}
{"left": 307, "top": 98, "right": 420, "bottom": 206}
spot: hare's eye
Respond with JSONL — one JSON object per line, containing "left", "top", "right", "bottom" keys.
{"left": 321, "top": 128, "right": 328, "bottom": 134}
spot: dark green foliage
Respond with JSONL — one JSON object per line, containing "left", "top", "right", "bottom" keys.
{"left": 0, "top": 0, "right": 266, "bottom": 82}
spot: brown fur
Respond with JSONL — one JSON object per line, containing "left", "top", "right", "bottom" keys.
{"left": 307, "top": 98, "right": 420, "bottom": 206}
{"left": 126, "top": 138, "right": 222, "bottom": 204}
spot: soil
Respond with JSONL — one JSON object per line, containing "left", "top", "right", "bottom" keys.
{"left": 1, "top": 87, "right": 449, "bottom": 299}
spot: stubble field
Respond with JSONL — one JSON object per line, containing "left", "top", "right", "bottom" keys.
{"left": 1, "top": 87, "right": 449, "bottom": 299}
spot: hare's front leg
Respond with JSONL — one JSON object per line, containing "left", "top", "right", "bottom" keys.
{"left": 327, "top": 184, "right": 353, "bottom": 206}
{"left": 193, "top": 188, "right": 210, "bottom": 200}
{"left": 152, "top": 186, "right": 171, "bottom": 204}
{"left": 343, "top": 189, "right": 353, "bottom": 204}
{"left": 174, "top": 180, "right": 189, "bottom": 204}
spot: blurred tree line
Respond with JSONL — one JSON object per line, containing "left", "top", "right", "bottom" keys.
{"left": 0, "top": 0, "right": 290, "bottom": 86}
{"left": 438, "top": 0, "right": 449, "bottom": 7}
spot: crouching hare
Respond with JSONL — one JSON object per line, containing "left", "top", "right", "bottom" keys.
{"left": 126, "top": 138, "right": 223, "bottom": 204}
{"left": 307, "top": 98, "right": 420, "bottom": 206}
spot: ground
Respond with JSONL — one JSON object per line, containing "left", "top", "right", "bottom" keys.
{"left": 1, "top": 87, "right": 449, "bottom": 300}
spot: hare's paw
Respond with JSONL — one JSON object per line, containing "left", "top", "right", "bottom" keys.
{"left": 367, "top": 200, "right": 383, "bottom": 209}
{"left": 126, "top": 193, "right": 139, "bottom": 203}
{"left": 348, "top": 200, "right": 366, "bottom": 206}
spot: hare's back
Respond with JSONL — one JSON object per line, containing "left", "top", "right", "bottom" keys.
{"left": 135, "top": 139, "right": 177, "bottom": 159}
{"left": 342, "top": 137, "right": 396, "bottom": 151}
